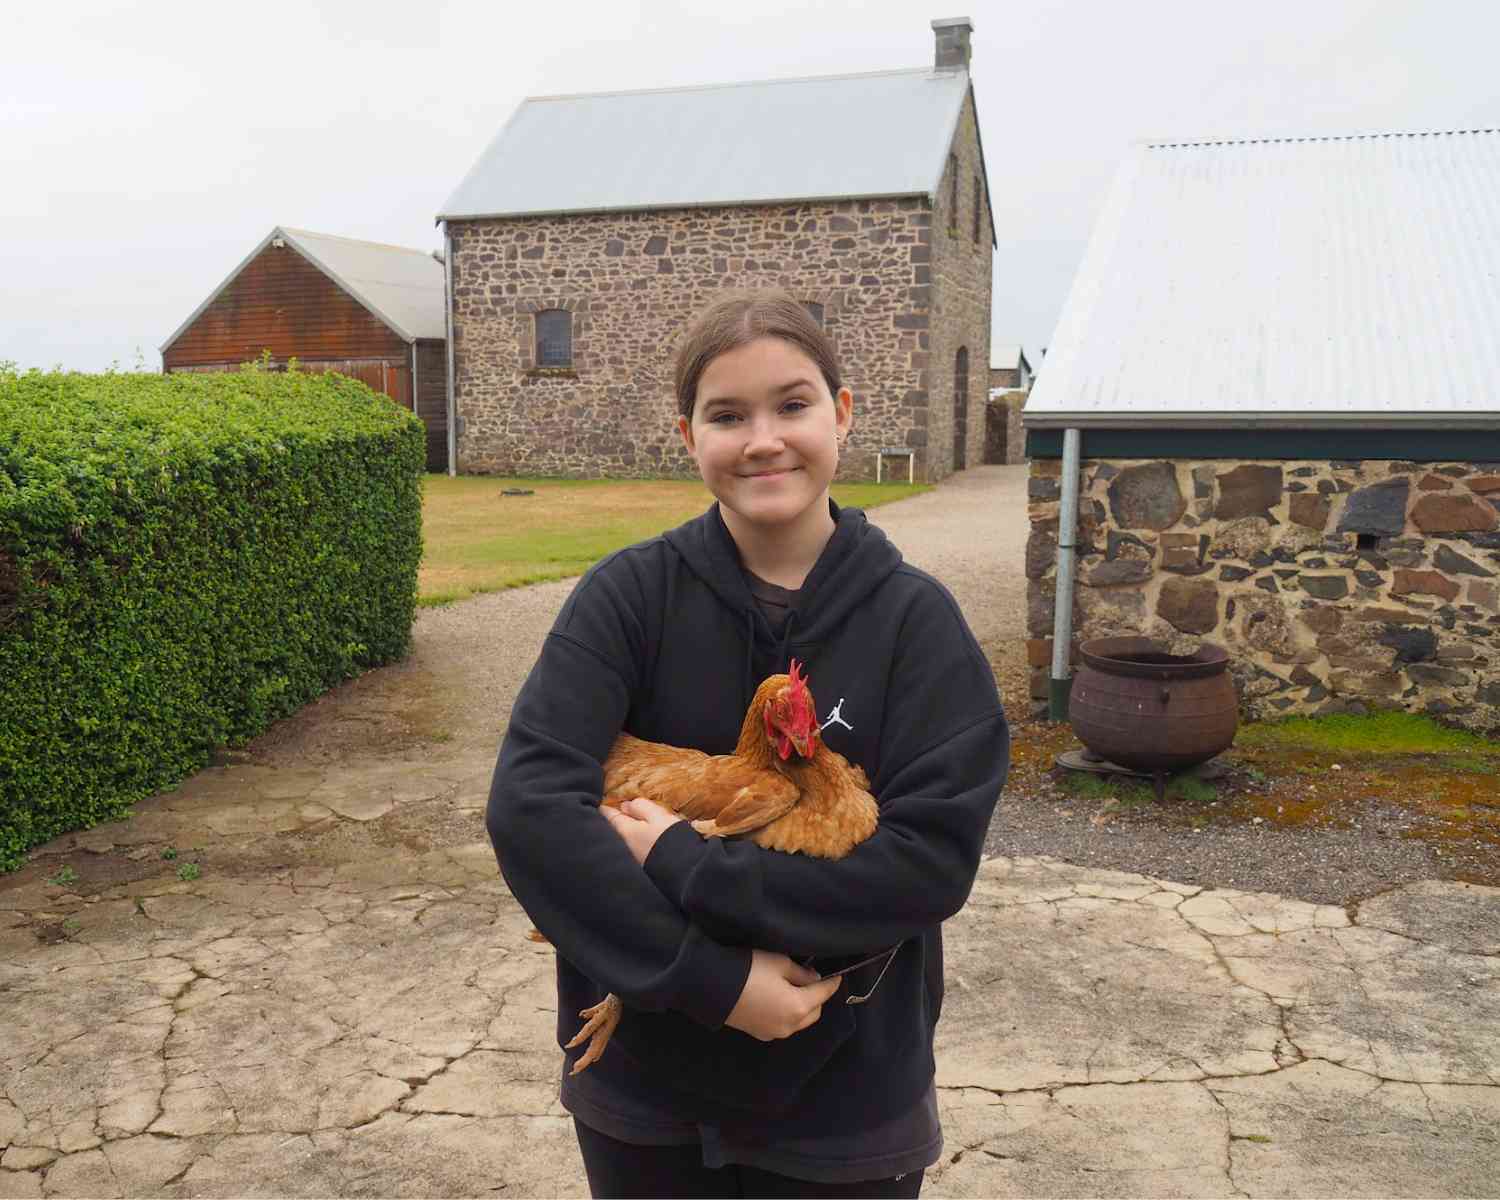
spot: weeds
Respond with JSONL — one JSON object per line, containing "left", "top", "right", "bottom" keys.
{"left": 176, "top": 862, "right": 201, "bottom": 882}
{"left": 45, "top": 865, "right": 79, "bottom": 887}
{"left": 1059, "top": 769, "right": 1216, "bottom": 805}
{"left": 1171, "top": 774, "right": 1218, "bottom": 804}
{"left": 1238, "top": 710, "right": 1500, "bottom": 757}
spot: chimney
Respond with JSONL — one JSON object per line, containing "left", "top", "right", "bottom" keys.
{"left": 932, "top": 16, "right": 973, "bottom": 71}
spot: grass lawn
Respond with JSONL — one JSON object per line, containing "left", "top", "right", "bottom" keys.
{"left": 418, "top": 475, "right": 932, "bottom": 606}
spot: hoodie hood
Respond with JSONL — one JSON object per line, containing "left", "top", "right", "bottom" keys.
{"left": 662, "top": 501, "right": 904, "bottom": 699}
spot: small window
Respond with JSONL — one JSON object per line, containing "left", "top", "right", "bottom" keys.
{"left": 804, "top": 302, "right": 825, "bottom": 328}
{"left": 535, "top": 309, "right": 572, "bottom": 367}
{"left": 972, "top": 177, "right": 982, "bottom": 242}
{"left": 948, "top": 154, "right": 958, "bottom": 232}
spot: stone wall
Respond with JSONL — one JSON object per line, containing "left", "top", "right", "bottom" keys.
{"left": 447, "top": 202, "right": 932, "bottom": 479}
{"left": 984, "top": 391, "right": 1026, "bottom": 465}
{"left": 1026, "top": 457, "right": 1500, "bottom": 732}
{"left": 929, "top": 89, "right": 993, "bottom": 476}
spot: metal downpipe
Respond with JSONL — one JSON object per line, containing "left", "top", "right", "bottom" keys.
{"left": 442, "top": 226, "right": 457, "bottom": 478}
{"left": 1048, "top": 427, "right": 1082, "bottom": 720}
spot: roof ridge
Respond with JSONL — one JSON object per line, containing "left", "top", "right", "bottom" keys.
{"left": 1141, "top": 127, "right": 1500, "bottom": 149}
{"left": 523, "top": 65, "right": 941, "bottom": 105}
{"left": 280, "top": 227, "right": 438, "bottom": 257}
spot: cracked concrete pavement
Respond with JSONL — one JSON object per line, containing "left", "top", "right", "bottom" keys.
{"left": 3, "top": 467, "right": 1498, "bottom": 1197}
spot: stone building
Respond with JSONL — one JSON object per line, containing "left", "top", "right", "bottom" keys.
{"left": 1023, "top": 131, "right": 1500, "bottom": 731}
{"left": 435, "top": 18, "right": 994, "bottom": 482}
{"left": 989, "top": 345, "right": 1033, "bottom": 392}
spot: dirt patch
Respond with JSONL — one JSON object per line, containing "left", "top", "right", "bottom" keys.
{"left": 237, "top": 656, "right": 463, "bottom": 766}
{"left": 989, "top": 705, "right": 1497, "bottom": 907}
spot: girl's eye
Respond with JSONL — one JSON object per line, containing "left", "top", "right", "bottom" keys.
{"left": 782, "top": 399, "right": 809, "bottom": 414}
{"left": 709, "top": 411, "right": 740, "bottom": 425}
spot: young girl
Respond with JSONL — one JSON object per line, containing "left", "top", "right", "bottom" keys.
{"left": 488, "top": 291, "right": 1009, "bottom": 1199}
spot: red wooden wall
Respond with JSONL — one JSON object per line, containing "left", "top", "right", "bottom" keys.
{"left": 164, "top": 242, "right": 409, "bottom": 368}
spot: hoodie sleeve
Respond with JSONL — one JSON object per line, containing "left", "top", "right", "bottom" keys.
{"left": 642, "top": 580, "right": 1009, "bottom": 959}
{"left": 487, "top": 557, "right": 751, "bottom": 1029}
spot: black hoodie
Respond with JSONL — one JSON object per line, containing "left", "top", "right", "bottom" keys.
{"left": 487, "top": 501, "right": 1008, "bottom": 1136}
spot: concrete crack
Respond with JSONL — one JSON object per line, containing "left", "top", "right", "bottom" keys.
{"left": 1202, "top": 1080, "right": 1252, "bottom": 1199}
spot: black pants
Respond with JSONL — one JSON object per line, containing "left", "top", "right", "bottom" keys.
{"left": 574, "top": 1119, "right": 925, "bottom": 1199}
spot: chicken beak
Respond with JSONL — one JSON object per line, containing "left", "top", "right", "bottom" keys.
{"left": 788, "top": 731, "right": 812, "bottom": 759}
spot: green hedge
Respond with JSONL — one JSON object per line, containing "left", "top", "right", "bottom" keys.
{"left": 0, "top": 364, "right": 426, "bottom": 871}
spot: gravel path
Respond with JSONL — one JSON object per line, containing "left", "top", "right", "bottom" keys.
{"left": 250, "top": 464, "right": 1456, "bottom": 906}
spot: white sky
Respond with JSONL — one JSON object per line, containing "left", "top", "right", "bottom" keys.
{"left": 3, "top": 0, "right": 1498, "bottom": 374}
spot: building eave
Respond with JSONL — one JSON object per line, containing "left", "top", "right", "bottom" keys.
{"left": 437, "top": 191, "right": 931, "bottom": 224}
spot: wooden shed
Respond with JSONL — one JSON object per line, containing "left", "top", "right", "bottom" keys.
{"left": 161, "top": 227, "right": 450, "bottom": 471}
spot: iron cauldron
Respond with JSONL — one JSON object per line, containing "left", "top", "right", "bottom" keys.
{"left": 1069, "top": 637, "right": 1238, "bottom": 774}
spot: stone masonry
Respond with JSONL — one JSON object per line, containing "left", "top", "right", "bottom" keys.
{"left": 929, "top": 90, "right": 994, "bottom": 476}
{"left": 1026, "top": 458, "right": 1500, "bottom": 732}
{"left": 447, "top": 92, "right": 992, "bottom": 482}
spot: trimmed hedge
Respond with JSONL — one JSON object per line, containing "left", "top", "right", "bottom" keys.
{"left": 0, "top": 364, "right": 426, "bottom": 871}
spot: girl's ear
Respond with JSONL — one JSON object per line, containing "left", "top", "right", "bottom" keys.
{"left": 834, "top": 386, "right": 854, "bottom": 439}
{"left": 677, "top": 414, "right": 697, "bottom": 457}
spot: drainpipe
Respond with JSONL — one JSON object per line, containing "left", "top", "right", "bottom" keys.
{"left": 1048, "top": 427, "right": 1082, "bottom": 721}
{"left": 442, "top": 225, "right": 457, "bottom": 477}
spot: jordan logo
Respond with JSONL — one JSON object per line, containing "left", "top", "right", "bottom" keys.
{"left": 821, "top": 698, "right": 853, "bottom": 733}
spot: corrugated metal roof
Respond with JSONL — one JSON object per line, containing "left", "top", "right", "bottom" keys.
{"left": 1025, "top": 130, "right": 1500, "bottom": 430}
{"left": 438, "top": 68, "right": 975, "bottom": 221}
{"left": 160, "top": 226, "right": 446, "bottom": 352}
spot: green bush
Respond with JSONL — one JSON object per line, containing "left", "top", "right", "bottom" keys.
{"left": 0, "top": 363, "right": 425, "bottom": 870}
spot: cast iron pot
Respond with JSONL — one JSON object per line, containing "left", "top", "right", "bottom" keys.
{"left": 1069, "top": 637, "right": 1238, "bottom": 775}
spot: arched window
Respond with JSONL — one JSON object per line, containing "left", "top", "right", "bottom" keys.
{"left": 803, "top": 301, "right": 825, "bottom": 328}
{"left": 535, "top": 309, "right": 572, "bottom": 367}
{"left": 954, "top": 346, "right": 969, "bottom": 471}
{"left": 948, "top": 154, "right": 959, "bottom": 234}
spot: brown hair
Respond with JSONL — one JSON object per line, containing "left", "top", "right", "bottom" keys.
{"left": 673, "top": 290, "right": 842, "bottom": 420}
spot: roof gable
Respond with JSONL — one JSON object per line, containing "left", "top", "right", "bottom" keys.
{"left": 992, "top": 344, "right": 1029, "bottom": 371}
{"left": 161, "top": 227, "right": 446, "bottom": 352}
{"left": 439, "top": 67, "right": 976, "bottom": 221}
{"left": 1026, "top": 129, "right": 1500, "bottom": 430}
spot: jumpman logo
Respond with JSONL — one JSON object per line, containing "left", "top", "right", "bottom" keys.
{"left": 821, "top": 698, "right": 853, "bottom": 733}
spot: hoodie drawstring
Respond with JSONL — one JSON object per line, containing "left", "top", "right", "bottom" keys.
{"left": 778, "top": 611, "right": 797, "bottom": 675}
{"left": 743, "top": 608, "right": 756, "bottom": 713}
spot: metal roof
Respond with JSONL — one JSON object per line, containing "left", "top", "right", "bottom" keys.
{"left": 1025, "top": 130, "right": 1500, "bottom": 430}
{"left": 992, "top": 344, "right": 1028, "bottom": 371}
{"left": 160, "top": 226, "right": 446, "bottom": 352}
{"left": 438, "top": 67, "right": 981, "bottom": 222}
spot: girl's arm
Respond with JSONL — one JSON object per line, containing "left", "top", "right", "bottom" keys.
{"left": 488, "top": 566, "right": 751, "bottom": 1029}
{"left": 639, "top": 588, "right": 1009, "bottom": 959}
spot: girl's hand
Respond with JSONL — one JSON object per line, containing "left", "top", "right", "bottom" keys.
{"left": 600, "top": 797, "right": 684, "bottom": 865}
{"left": 724, "top": 949, "right": 842, "bottom": 1041}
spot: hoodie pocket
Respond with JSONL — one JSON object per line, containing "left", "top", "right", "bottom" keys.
{"left": 610, "top": 999, "right": 859, "bottom": 1118}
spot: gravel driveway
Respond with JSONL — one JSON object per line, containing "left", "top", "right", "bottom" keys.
{"left": 247, "top": 463, "right": 1463, "bottom": 907}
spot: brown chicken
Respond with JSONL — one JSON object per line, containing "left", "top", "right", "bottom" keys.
{"left": 543, "top": 660, "right": 879, "bottom": 1073}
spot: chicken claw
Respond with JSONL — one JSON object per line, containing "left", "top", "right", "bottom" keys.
{"left": 565, "top": 993, "right": 622, "bottom": 1074}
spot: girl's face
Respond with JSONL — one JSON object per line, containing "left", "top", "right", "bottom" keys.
{"left": 679, "top": 336, "right": 853, "bottom": 535}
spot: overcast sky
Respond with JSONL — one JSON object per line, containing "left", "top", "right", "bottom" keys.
{"left": 4, "top": 0, "right": 1497, "bottom": 375}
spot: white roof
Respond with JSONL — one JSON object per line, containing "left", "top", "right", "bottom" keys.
{"left": 438, "top": 67, "right": 986, "bottom": 223}
{"left": 992, "top": 344, "right": 1028, "bottom": 371}
{"left": 1026, "top": 129, "right": 1500, "bottom": 430}
{"left": 161, "top": 226, "right": 446, "bottom": 351}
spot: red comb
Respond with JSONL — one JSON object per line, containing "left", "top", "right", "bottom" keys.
{"left": 788, "top": 659, "right": 806, "bottom": 690}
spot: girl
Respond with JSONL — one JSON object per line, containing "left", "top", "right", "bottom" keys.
{"left": 488, "top": 290, "right": 1009, "bottom": 1198}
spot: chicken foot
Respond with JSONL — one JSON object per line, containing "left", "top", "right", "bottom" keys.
{"left": 565, "top": 993, "right": 622, "bottom": 1074}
